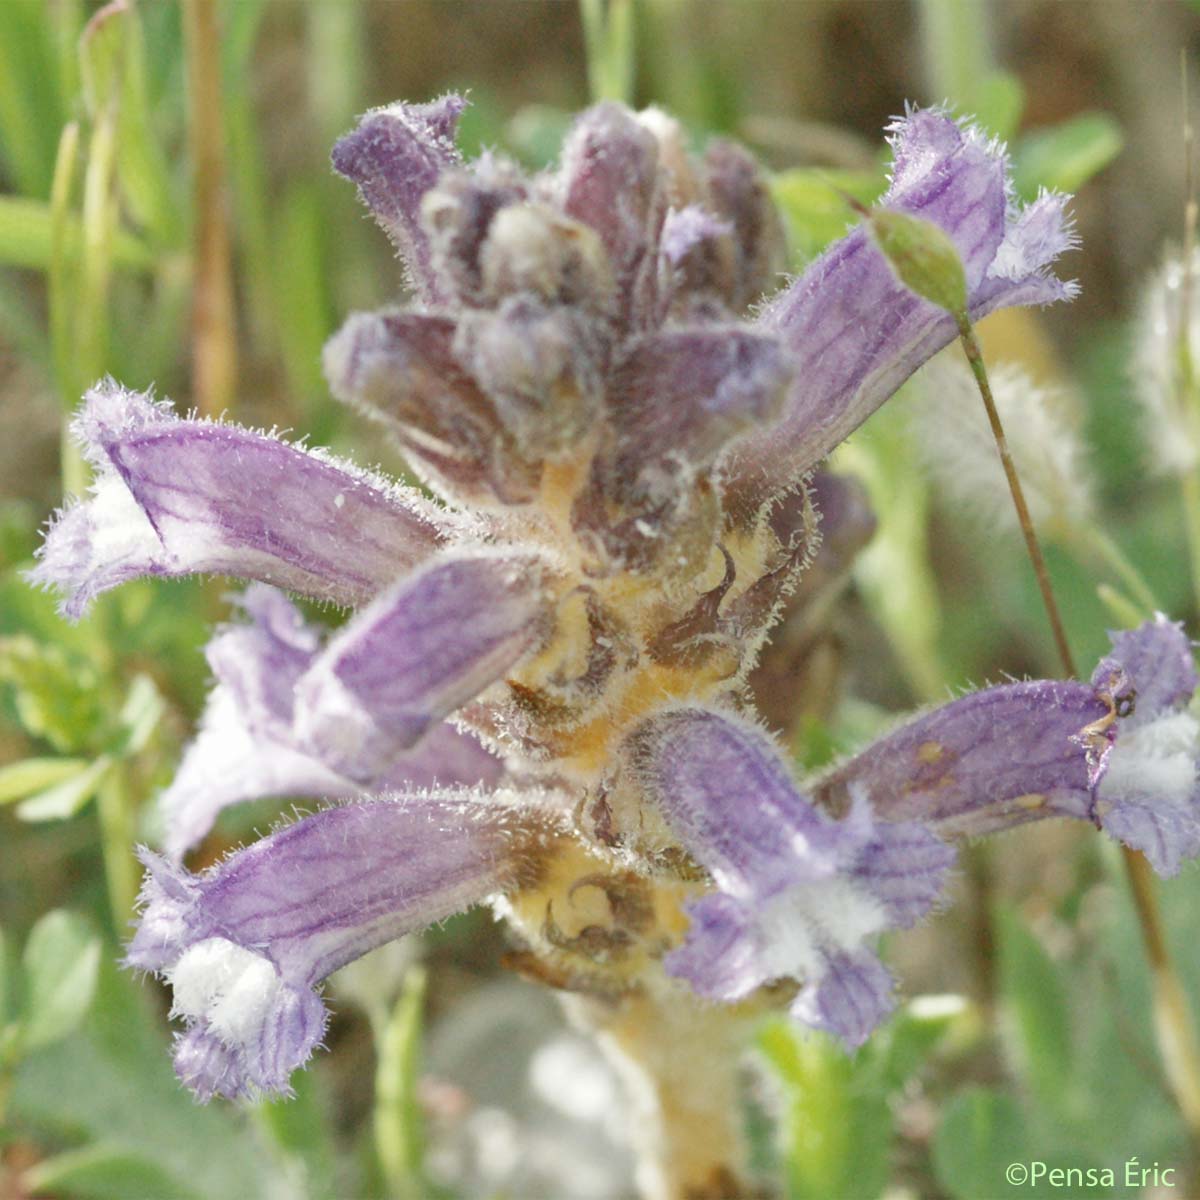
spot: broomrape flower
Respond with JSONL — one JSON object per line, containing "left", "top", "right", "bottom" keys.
{"left": 30, "top": 96, "right": 1199, "bottom": 1196}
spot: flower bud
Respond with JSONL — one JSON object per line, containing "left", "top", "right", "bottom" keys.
{"left": 478, "top": 203, "right": 615, "bottom": 311}
{"left": 868, "top": 208, "right": 968, "bottom": 315}
{"left": 422, "top": 159, "right": 527, "bottom": 304}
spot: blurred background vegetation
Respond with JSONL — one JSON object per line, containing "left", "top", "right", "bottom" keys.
{"left": 2, "top": 2, "right": 1200, "bottom": 1198}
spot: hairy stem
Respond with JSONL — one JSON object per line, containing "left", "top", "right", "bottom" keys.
{"left": 580, "top": 988, "right": 753, "bottom": 1200}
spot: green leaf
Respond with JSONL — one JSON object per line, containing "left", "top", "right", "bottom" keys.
{"left": 972, "top": 71, "right": 1025, "bottom": 142}
{"left": 0, "top": 635, "right": 106, "bottom": 753}
{"left": 872, "top": 993, "right": 972, "bottom": 1093}
{"left": 111, "top": 2, "right": 182, "bottom": 248}
{"left": 49, "top": 119, "right": 83, "bottom": 407}
{"left": 112, "top": 673, "right": 164, "bottom": 756}
{"left": 21, "top": 1143, "right": 196, "bottom": 1200}
{"left": 0, "top": 195, "right": 155, "bottom": 273}
{"left": 0, "top": 0, "right": 68, "bottom": 197}
{"left": 20, "top": 910, "right": 101, "bottom": 1051}
{"left": 770, "top": 168, "right": 884, "bottom": 269}
{"left": 932, "top": 1088, "right": 1028, "bottom": 1199}
{"left": 79, "top": 0, "right": 126, "bottom": 120}
{"left": 0, "top": 756, "right": 90, "bottom": 804}
{"left": 758, "top": 1020, "right": 891, "bottom": 1200}
{"left": 0, "top": 570, "right": 96, "bottom": 649}
{"left": 1097, "top": 582, "right": 1148, "bottom": 633}
{"left": 1012, "top": 113, "right": 1123, "bottom": 201}
{"left": 996, "top": 905, "right": 1073, "bottom": 1112}
{"left": 374, "top": 966, "right": 428, "bottom": 1199}
{"left": 16, "top": 754, "right": 112, "bottom": 822}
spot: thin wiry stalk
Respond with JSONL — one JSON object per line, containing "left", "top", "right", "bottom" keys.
{"left": 954, "top": 314, "right": 1076, "bottom": 677}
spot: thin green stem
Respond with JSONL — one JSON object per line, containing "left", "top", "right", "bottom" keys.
{"left": 580, "top": 0, "right": 636, "bottom": 106}
{"left": 373, "top": 967, "right": 427, "bottom": 1200}
{"left": 95, "top": 759, "right": 136, "bottom": 930}
{"left": 1123, "top": 848, "right": 1200, "bottom": 1133}
{"left": 79, "top": 107, "right": 118, "bottom": 394}
{"left": 1078, "top": 524, "right": 1160, "bottom": 619}
{"left": 49, "top": 120, "right": 87, "bottom": 498}
{"left": 917, "top": 0, "right": 993, "bottom": 111}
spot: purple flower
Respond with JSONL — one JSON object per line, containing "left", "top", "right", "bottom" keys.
{"left": 292, "top": 551, "right": 551, "bottom": 777}
{"left": 814, "top": 616, "right": 1199, "bottom": 877}
{"left": 628, "top": 707, "right": 955, "bottom": 1047}
{"left": 127, "top": 795, "right": 562, "bottom": 1099}
{"left": 34, "top": 94, "right": 1172, "bottom": 1112}
{"left": 159, "top": 585, "right": 504, "bottom": 859}
{"left": 29, "top": 383, "right": 446, "bottom": 617}
{"left": 722, "top": 107, "right": 1078, "bottom": 520}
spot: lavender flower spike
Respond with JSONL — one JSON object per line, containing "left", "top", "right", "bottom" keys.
{"left": 160, "top": 585, "right": 502, "bottom": 859}
{"left": 630, "top": 707, "right": 954, "bottom": 1047}
{"left": 724, "top": 108, "right": 1078, "bottom": 515}
{"left": 30, "top": 382, "right": 446, "bottom": 618}
{"left": 128, "top": 794, "right": 554, "bottom": 1099}
{"left": 815, "top": 616, "right": 1200, "bottom": 878}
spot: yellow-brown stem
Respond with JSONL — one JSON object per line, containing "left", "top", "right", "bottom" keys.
{"left": 1123, "top": 846, "right": 1200, "bottom": 1133}
{"left": 183, "top": 0, "right": 237, "bottom": 416}
{"left": 576, "top": 987, "right": 754, "bottom": 1200}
